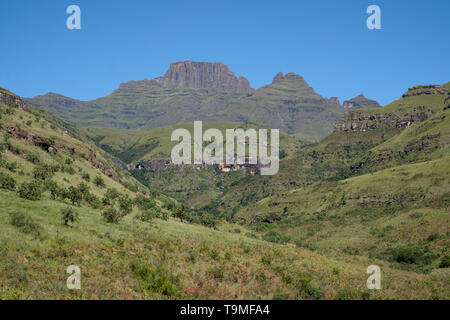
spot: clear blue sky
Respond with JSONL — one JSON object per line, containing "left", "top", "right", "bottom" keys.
{"left": 1, "top": 0, "right": 449, "bottom": 105}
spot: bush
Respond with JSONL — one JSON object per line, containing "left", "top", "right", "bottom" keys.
{"left": 67, "top": 186, "right": 83, "bottom": 206}
{"left": 60, "top": 206, "right": 79, "bottom": 226}
{"left": 81, "top": 172, "right": 90, "bottom": 182}
{"left": 130, "top": 260, "right": 181, "bottom": 297}
{"left": 262, "top": 230, "right": 291, "bottom": 245}
{"left": 391, "top": 245, "right": 434, "bottom": 265}
{"left": 184, "top": 210, "right": 219, "bottom": 228}
{"left": 26, "top": 153, "right": 40, "bottom": 164}
{"left": 94, "top": 175, "right": 105, "bottom": 187}
{"left": 105, "top": 188, "right": 120, "bottom": 200}
{"left": 60, "top": 165, "right": 75, "bottom": 175}
{"left": 84, "top": 192, "right": 102, "bottom": 209}
{"left": 135, "top": 208, "right": 160, "bottom": 223}
{"left": 102, "top": 207, "right": 121, "bottom": 223}
{"left": 118, "top": 196, "right": 133, "bottom": 215}
{"left": 134, "top": 194, "right": 156, "bottom": 210}
{"left": 295, "top": 240, "right": 319, "bottom": 251}
{"left": 9, "top": 212, "right": 41, "bottom": 237}
{"left": 32, "top": 164, "right": 56, "bottom": 181}
{"left": 0, "top": 172, "right": 16, "bottom": 190}
{"left": 18, "top": 181, "right": 42, "bottom": 200}
{"left": 439, "top": 255, "right": 450, "bottom": 268}
{"left": 173, "top": 204, "right": 188, "bottom": 222}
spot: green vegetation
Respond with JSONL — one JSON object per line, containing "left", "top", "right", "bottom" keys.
{"left": 1, "top": 82, "right": 449, "bottom": 300}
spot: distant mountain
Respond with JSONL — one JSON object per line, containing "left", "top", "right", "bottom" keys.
{"left": 27, "top": 61, "right": 345, "bottom": 141}
{"left": 342, "top": 94, "right": 380, "bottom": 109}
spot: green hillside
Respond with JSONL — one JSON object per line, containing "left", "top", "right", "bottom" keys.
{"left": 3, "top": 90, "right": 449, "bottom": 300}
{"left": 85, "top": 122, "right": 302, "bottom": 208}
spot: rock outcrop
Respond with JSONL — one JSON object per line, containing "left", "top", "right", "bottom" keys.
{"left": 272, "top": 72, "right": 305, "bottom": 84}
{"left": 402, "top": 85, "right": 448, "bottom": 98}
{"left": 334, "top": 106, "right": 430, "bottom": 132}
{"left": 152, "top": 61, "right": 253, "bottom": 93}
{"left": 0, "top": 87, "right": 28, "bottom": 109}
{"left": 343, "top": 94, "right": 380, "bottom": 109}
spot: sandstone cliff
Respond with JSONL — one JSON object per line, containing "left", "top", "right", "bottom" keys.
{"left": 152, "top": 61, "right": 253, "bottom": 93}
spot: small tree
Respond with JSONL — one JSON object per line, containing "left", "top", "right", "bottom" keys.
{"left": 94, "top": 175, "right": 105, "bottom": 188}
{"left": 0, "top": 172, "right": 16, "bottom": 190}
{"left": 60, "top": 206, "right": 79, "bottom": 226}
{"left": 18, "top": 181, "right": 42, "bottom": 200}
{"left": 102, "top": 207, "right": 121, "bottom": 223}
{"left": 118, "top": 196, "right": 133, "bottom": 216}
{"left": 173, "top": 204, "right": 188, "bottom": 223}
{"left": 67, "top": 186, "right": 83, "bottom": 206}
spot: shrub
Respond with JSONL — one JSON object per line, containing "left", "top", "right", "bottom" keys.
{"left": 65, "top": 157, "right": 73, "bottom": 165}
{"left": 135, "top": 208, "right": 159, "bottom": 223}
{"left": 262, "top": 230, "right": 291, "bottom": 245}
{"left": 5, "top": 161, "right": 17, "bottom": 172}
{"left": 84, "top": 192, "right": 101, "bottom": 209}
{"left": 26, "top": 153, "right": 40, "bottom": 164}
{"left": 81, "top": 172, "right": 90, "bottom": 182}
{"left": 295, "top": 240, "right": 319, "bottom": 251}
{"left": 102, "top": 207, "right": 121, "bottom": 223}
{"left": 67, "top": 186, "right": 83, "bottom": 206}
{"left": 94, "top": 175, "right": 105, "bottom": 187}
{"left": 245, "top": 232, "right": 259, "bottom": 239}
{"left": 173, "top": 204, "right": 188, "bottom": 222}
{"left": 9, "top": 212, "right": 41, "bottom": 236}
{"left": 0, "top": 172, "right": 16, "bottom": 190}
{"left": 118, "top": 196, "right": 133, "bottom": 215}
{"left": 60, "top": 165, "right": 75, "bottom": 175}
{"left": 105, "top": 188, "right": 120, "bottom": 200}
{"left": 130, "top": 260, "right": 181, "bottom": 297}
{"left": 134, "top": 194, "right": 156, "bottom": 210}
{"left": 32, "top": 164, "right": 56, "bottom": 181}
{"left": 391, "top": 245, "right": 434, "bottom": 265}
{"left": 439, "top": 255, "right": 450, "bottom": 268}
{"left": 60, "top": 206, "right": 79, "bottom": 226}
{"left": 18, "top": 181, "right": 42, "bottom": 200}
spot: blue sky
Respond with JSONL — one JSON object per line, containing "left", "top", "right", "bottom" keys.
{"left": 0, "top": 0, "right": 449, "bottom": 105}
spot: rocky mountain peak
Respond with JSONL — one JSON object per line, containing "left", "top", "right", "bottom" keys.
{"left": 343, "top": 94, "right": 381, "bottom": 109}
{"left": 272, "top": 72, "right": 305, "bottom": 84}
{"left": 153, "top": 61, "right": 253, "bottom": 93}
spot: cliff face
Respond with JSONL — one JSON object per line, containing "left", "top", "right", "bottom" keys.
{"left": 152, "top": 61, "right": 253, "bottom": 93}
{"left": 335, "top": 84, "right": 449, "bottom": 133}
{"left": 402, "top": 85, "right": 447, "bottom": 98}
{"left": 0, "top": 87, "right": 28, "bottom": 109}
{"left": 334, "top": 107, "right": 430, "bottom": 132}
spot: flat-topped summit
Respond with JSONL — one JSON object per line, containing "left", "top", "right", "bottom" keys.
{"left": 151, "top": 61, "right": 253, "bottom": 93}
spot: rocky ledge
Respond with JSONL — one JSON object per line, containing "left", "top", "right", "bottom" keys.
{"left": 402, "top": 85, "right": 448, "bottom": 98}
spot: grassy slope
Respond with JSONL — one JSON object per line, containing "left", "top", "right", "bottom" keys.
{"left": 1, "top": 189, "right": 448, "bottom": 300}
{"left": 1, "top": 103, "right": 447, "bottom": 299}
{"left": 85, "top": 122, "right": 302, "bottom": 208}
{"left": 85, "top": 121, "right": 302, "bottom": 163}
{"left": 232, "top": 91, "right": 450, "bottom": 275}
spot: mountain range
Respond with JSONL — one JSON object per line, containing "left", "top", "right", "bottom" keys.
{"left": 1, "top": 64, "right": 449, "bottom": 300}
{"left": 27, "top": 61, "right": 379, "bottom": 142}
